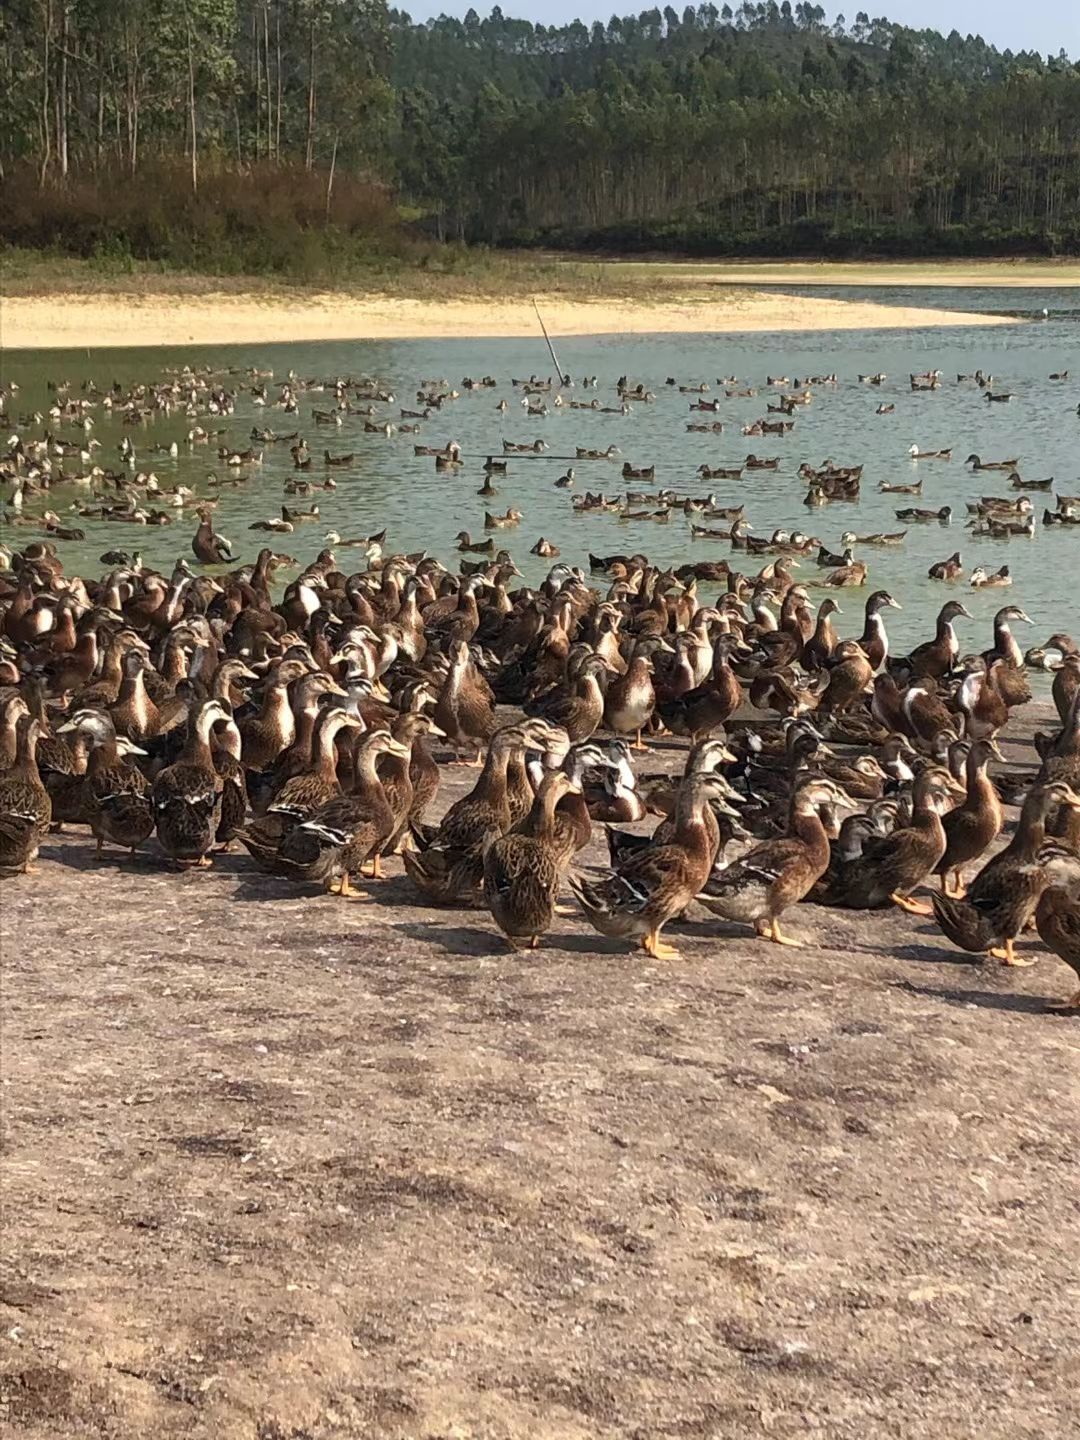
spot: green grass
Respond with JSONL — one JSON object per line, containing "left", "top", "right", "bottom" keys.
{"left": 0, "top": 244, "right": 709, "bottom": 303}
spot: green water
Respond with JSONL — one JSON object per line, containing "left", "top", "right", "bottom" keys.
{"left": 4, "top": 289, "right": 1079, "bottom": 657}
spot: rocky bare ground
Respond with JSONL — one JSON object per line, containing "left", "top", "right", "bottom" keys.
{"left": 2, "top": 714, "right": 1078, "bottom": 1439}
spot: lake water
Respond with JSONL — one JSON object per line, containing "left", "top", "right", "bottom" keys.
{"left": 4, "top": 286, "right": 1079, "bottom": 658}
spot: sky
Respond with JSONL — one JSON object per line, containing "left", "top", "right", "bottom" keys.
{"left": 401, "top": 1, "right": 1078, "bottom": 60}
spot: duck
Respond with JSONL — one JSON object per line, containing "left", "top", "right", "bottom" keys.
{"left": 817, "top": 559, "right": 868, "bottom": 588}
{"left": 930, "top": 782, "right": 1080, "bottom": 965}
{"left": 970, "top": 565, "right": 1012, "bottom": 588}
{"left": 569, "top": 773, "right": 740, "bottom": 959}
{"left": 814, "top": 752, "right": 890, "bottom": 801}
{"left": 275, "top": 729, "right": 411, "bottom": 895}
{"left": 433, "top": 638, "right": 499, "bottom": 763}
{"left": 895, "top": 505, "right": 952, "bottom": 523}
{"left": 403, "top": 723, "right": 532, "bottom": 905}
{"left": 699, "top": 777, "right": 849, "bottom": 945}
{"left": 55, "top": 709, "right": 153, "bottom": 858}
{"left": 1051, "top": 648, "right": 1080, "bottom": 725}
{"left": 657, "top": 636, "right": 742, "bottom": 743}
{"left": 603, "top": 651, "right": 656, "bottom": 750}
{"left": 816, "top": 544, "right": 852, "bottom": 569}
{"left": 531, "top": 537, "right": 560, "bottom": 558}
{"left": 0, "top": 715, "right": 52, "bottom": 875}
{"left": 907, "top": 600, "right": 971, "bottom": 680}
{"left": 190, "top": 506, "right": 233, "bottom": 563}
{"left": 956, "top": 658, "right": 1010, "bottom": 741}
{"left": 526, "top": 653, "right": 608, "bottom": 742}
{"left": 483, "top": 771, "right": 581, "bottom": 949}
{"left": 801, "top": 598, "right": 842, "bottom": 670}
{"left": 237, "top": 707, "right": 364, "bottom": 868}
{"left": 859, "top": 590, "right": 902, "bottom": 671}
{"left": 826, "top": 766, "right": 959, "bottom": 913}
{"left": 928, "top": 552, "right": 963, "bottom": 581}
{"left": 238, "top": 659, "right": 309, "bottom": 772}
{"left": 584, "top": 743, "right": 646, "bottom": 823}
{"left": 1034, "top": 843, "right": 1080, "bottom": 1008}
{"left": 484, "top": 508, "right": 523, "bottom": 530}
{"left": 150, "top": 699, "right": 230, "bottom": 867}
{"left": 817, "top": 640, "right": 873, "bottom": 715}
{"left": 966, "top": 454, "right": 1019, "bottom": 471}
{"left": 842, "top": 530, "right": 907, "bottom": 547}
{"left": 932, "top": 738, "right": 1004, "bottom": 897}
{"left": 455, "top": 531, "right": 496, "bottom": 556}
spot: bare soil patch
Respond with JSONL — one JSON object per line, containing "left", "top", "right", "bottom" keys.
{"left": 2, "top": 716, "right": 1077, "bottom": 1438}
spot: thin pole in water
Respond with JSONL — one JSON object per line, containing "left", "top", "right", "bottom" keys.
{"left": 532, "top": 298, "right": 567, "bottom": 386}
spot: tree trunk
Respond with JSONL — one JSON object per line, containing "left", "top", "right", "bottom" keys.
{"left": 263, "top": 1, "right": 273, "bottom": 162}
{"left": 275, "top": 4, "right": 282, "bottom": 159}
{"left": 39, "top": 0, "right": 52, "bottom": 186}
{"left": 325, "top": 131, "right": 338, "bottom": 220}
{"left": 58, "top": 1, "right": 69, "bottom": 177}
{"left": 254, "top": 7, "right": 262, "bottom": 159}
{"left": 305, "top": 16, "right": 316, "bottom": 170}
{"left": 96, "top": 38, "right": 105, "bottom": 171}
{"left": 187, "top": 19, "right": 198, "bottom": 193}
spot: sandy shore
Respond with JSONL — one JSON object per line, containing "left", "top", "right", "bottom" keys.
{"left": 1, "top": 287, "right": 1014, "bottom": 349}
{"left": 604, "top": 258, "right": 1080, "bottom": 287}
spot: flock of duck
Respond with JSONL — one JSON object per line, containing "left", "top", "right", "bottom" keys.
{"left": 2, "top": 361, "right": 1080, "bottom": 1007}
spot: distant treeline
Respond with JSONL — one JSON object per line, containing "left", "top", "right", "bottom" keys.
{"left": 3, "top": 3, "right": 1078, "bottom": 268}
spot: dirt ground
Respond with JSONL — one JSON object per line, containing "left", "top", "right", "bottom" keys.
{"left": 2, "top": 711, "right": 1078, "bottom": 1440}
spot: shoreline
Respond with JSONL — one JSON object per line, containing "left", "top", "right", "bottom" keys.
{"left": 1, "top": 287, "right": 1015, "bottom": 349}
{"left": 579, "top": 257, "right": 1080, "bottom": 288}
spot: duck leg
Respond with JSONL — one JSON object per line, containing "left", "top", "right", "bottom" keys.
{"left": 633, "top": 729, "right": 648, "bottom": 752}
{"left": 989, "top": 937, "right": 1036, "bottom": 967}
{"left": 367, "top": 854, "right": 384, "bottom": 879}
{"left": 891, "top": 890, "right": 932, "bottom": 915}
{"left": 761, "top": 916, "right": 802, "bottom": 947}
{"left": 642, "top": 928, "right": 680, "bottom": 960}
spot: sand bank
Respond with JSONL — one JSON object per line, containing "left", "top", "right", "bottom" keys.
{"left": 602, "top": 258, "right": 1080, "bottom": 287}
{"left": 1, "top": 287, "right": 1013, "bottom": 349}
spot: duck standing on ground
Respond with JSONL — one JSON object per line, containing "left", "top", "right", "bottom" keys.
{"left": 483, "top": 771, "right": 581, "bottom": 950}
{"left": 603, "top": 650, "right": 656, "bottom": 750}
{"left": 151, "top": 699, "right": 230, "bottom": 868}
{"left": 403, "top": 724, "right": 530, "bottom": 905}
{"left": 700, "top": 776, "right": 850, "bottom": 945}
{"left": 277, "top": 729, "right": 411, "bottom": 896}
{"left": 933, "top": 738, "right": 1004, "bottom": 897}
{"left": 0, "top": 716, "right": 52, "bottom": 876}
{"left": 570, "top": 773, "right": 740, "bottom": 959}
{"left": 56, "top": 710, "right": 153, "bottom": 858}
{"left": 1034, "top": 843, "right": 1080, "bottom": 1008}
{"left": 827, "top": 766, "right": 960, "bottom": 913}
{"left": 930, "top": 782, "right": 1080, "bottom": 965}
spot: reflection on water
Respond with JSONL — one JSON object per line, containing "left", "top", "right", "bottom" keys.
{"left": 4, "top": 287, "right": 1079, "bottom": 658}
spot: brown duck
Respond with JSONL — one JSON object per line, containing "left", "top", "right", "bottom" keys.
{"left": 933, "top": 738, "right": 1003, "bottom": 897}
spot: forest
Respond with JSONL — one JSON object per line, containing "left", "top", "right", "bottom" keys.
{"left": 2, "top": 2, "right": 1078, "bottom": 269}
